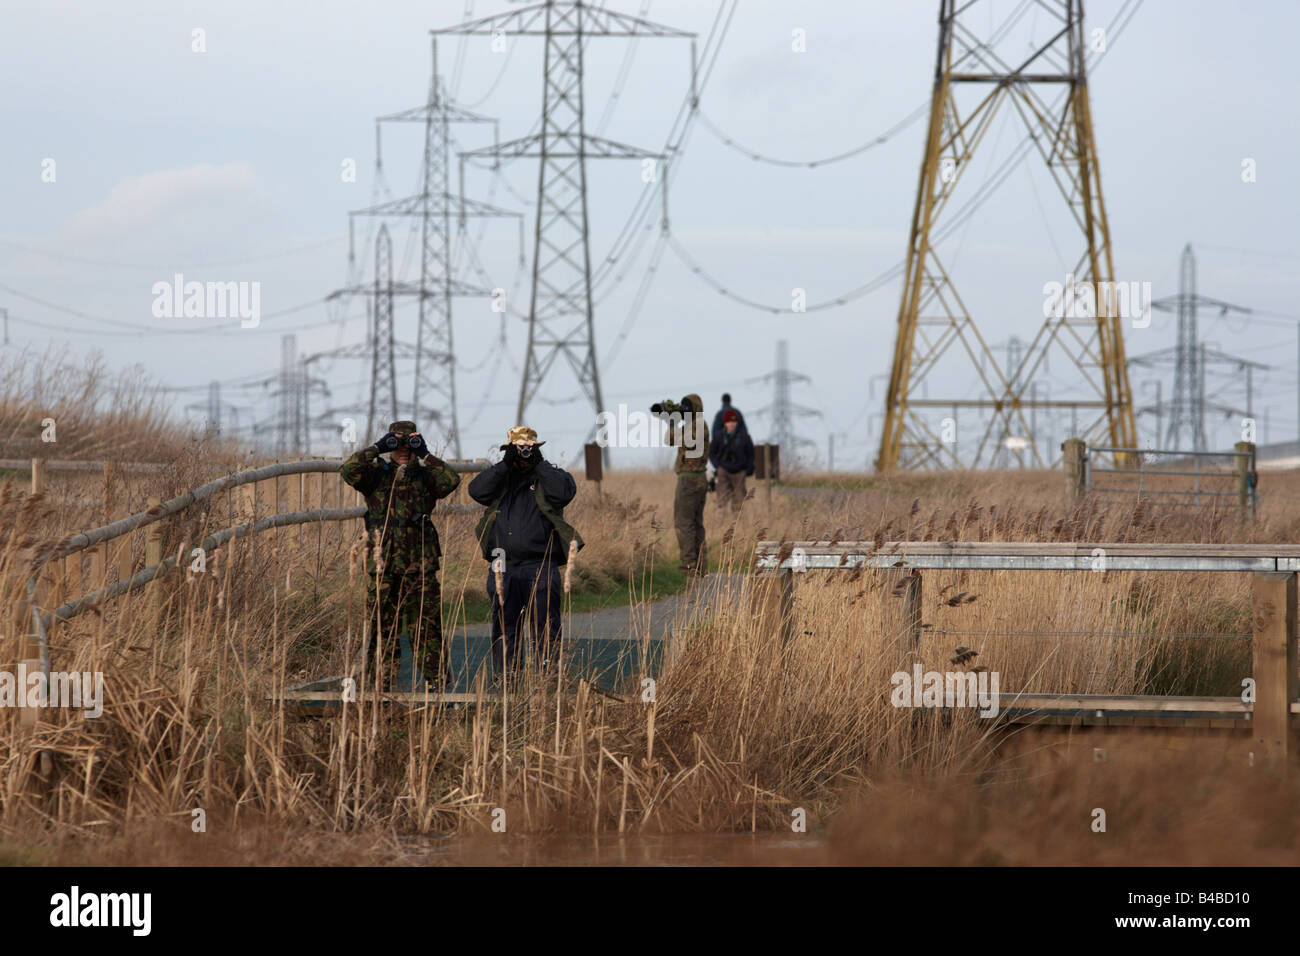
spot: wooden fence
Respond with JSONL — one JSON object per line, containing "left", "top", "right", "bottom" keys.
{"left": 12, "top": 456, "right": 488, "bottom": 738}
{"left": 752, "top": 539, "right": 1300, "bottom": 768}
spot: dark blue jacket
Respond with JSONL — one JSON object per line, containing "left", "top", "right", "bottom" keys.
{"left": 709, "top": 426, "right": 755, "bottom": 475}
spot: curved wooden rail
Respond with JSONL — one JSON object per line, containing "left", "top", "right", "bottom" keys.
{"left": 20, "top": 457, "right": 486, "bottom": 690}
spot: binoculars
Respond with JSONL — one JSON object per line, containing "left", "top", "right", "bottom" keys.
{"left": 380, "top": 433, "right": 426, "bottom": 454}
{"left": 650, "top": 398, "right": 691, "bottom": 416}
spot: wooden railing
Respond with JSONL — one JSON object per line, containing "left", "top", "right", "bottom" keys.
{"left": 752, "top": 539, "right": 1300, "bottom": 767}
{"left": 15, "top": 456, "right": 488, "bottom": 730}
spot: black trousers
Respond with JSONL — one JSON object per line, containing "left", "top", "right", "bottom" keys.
{"left": 486, "top": 558, "right": 563, "bottom": 675}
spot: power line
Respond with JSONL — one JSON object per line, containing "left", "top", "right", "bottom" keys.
{"left": 0, "top": 235, "right": 345, "bottom": 271}
{"left": 695, "top": 101, "right": 929, "bottom": 168}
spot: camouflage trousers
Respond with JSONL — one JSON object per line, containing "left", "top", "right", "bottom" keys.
{"left": 363, "top": 570, "right": 443, "bottom": 688}
{"left": 673, "top": 471, "right": 708, "bottom": 571}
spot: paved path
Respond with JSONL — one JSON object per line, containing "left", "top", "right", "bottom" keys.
{"left": 453, "top": 572, "right": 747, "bottom": 644}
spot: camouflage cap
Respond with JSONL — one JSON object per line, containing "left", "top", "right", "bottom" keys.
{"left": 388, "top": 420, "right": 418, "bottom": 434}
{"left": 499, "top": 424, "right": 545, "bottom": 450}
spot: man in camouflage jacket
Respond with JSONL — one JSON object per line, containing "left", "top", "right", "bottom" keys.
{"left": 662, "top": 393, "right": 709, "bottom": 575}
{"left": 341, "top": 420, "right": 460, "bottom": 689}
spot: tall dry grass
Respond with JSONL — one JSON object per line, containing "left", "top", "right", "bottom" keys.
{"left": 3, "top": 374, "right": 1300, "bottom": 863}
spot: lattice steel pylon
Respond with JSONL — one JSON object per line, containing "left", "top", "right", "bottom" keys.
{"left": 1128, "top": 243, "right": 1260, "bottom": 453}
{"left": 434, "top": 2, "right": 695, "bottom": 448}
{"left": 342, "top": 41, "right": 516, "bottom": 456}
{"left": 368, "top": 225, "right": 398, "bottom": 439}
{"left": 876, "top": 0, "right": 1136, "bottom": 471}
{"left": 749, "top": 340, "right": 821, "bottom": 460}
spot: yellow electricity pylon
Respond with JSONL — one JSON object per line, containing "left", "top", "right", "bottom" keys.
{"left": 877, "top": 0, "right": 1137, "bottom": 472}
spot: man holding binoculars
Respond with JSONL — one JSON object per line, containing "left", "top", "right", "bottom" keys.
{"left": 651, "top": 393, "right": 709, "bottom": 576}
{"left": 469, "top": 425, "right": 582, "bottom": 676}
{"left": 341, "top": 420, "right": 461, "bottom": 690}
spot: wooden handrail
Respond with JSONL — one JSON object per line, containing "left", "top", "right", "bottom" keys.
{"left": 30, "top": 457, "right": 487, "bottom": 570}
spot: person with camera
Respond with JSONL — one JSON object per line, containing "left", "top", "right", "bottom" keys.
{"left": 708, "top": 408, "right": 754, "bottom": 514}
{"left": 341, "top": 420, "right": 461, "bottom": 690}
{"left": 652, "top": 393, "right": 709, "bottom": 576}
{"left": 469, "top": 426, "right": 582, "bottom": 676}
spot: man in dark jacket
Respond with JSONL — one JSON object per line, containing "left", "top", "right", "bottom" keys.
{"left": 341, "top": 420, "right": 461, "bottom": 690}
{"left": 708, "top": 408, "right": 755, "bottom": 514}
{"left": 468, "top": 425, "right": 581, "bottom": 675}
{"left": 711, "top": 393, "right": 747, "bottom": 437}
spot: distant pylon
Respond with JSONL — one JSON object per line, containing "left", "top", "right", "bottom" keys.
{"left": 877, "top": 0, "right": 1136, "bottom": 471}
{"left": 206, "top": 380, "right": 221, "bottom": 436}
{"left": 350, "top": 40, "right": 518, "bottom": 456}
{"left": 434, "top": 2, "right": 696, "bottom": 456}
{"left": 275, "top": 335, "right": 301, "bottom": 456}
{"left": 750, "top": 340, "right": 821, "bottom": 464}
{"left": 1129, "top": 244, "right": 1263, "bottom": 452}
{"left": 1168, "top": 245, "right": 1207, "bottom": 451}
{"left": 368, "top": 225, "right": 398, "bottom": 439}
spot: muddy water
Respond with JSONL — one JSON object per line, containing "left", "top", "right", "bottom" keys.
{"left": 411, "top": 833, "right": 831, "bottom": 866}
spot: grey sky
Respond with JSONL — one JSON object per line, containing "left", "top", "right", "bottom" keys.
{"left": 2, "top": 0, "right": 1297, "bottom": 467}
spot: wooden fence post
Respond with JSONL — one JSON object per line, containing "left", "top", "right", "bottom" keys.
{"left": 1251, "top": 570, "right": 1296, "bottom": 772}
{"left": 751, "top": 567, "right": 794, "bottom": 654}
{"left": 903, "top": 570, "right": 923, "bottom": 658}
{"left": 762, "top": 445, "right": 773, "bottom": 514}
{"left": 1235, "top": 441, "right": 1256, "bottom": 519}
{"left": 30, "top": 457, "right": 44, "bottom": 495}
{"left": 289, "top": 469, "right": 304, "bottom": 550}
{"left": 16, "top": 623, "right": 40, "bottom": 733}
{"left": 64, "top": 553, "right": 81, "bottom": 607}
{"left": 584, "top": 443, "right": 603, "bottom": 498}
{"left": 106, "top": 461, "right": 131, "bottom": 584}
{"left": 146, "top": 496, "right": 163, "bottom": 610}
{"left": 1062, "top": 438, "right": 1087, "bottom": 503}
{"left": 237, "top": 466, "right": 257, "bottom": 563}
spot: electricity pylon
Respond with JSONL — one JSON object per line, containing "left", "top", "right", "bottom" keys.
{"left": 1129, "top": 244, "right": 1265, "bottom": 452}
{"left": 344, "top": 41, "right": 517, "bottom": 456}
{"left": 368, "top": 225, "right": 398, "bottom": 439}
{"left": 749, "top": 340, "right": 821, "bottom": 463}
{"left": 433, "top": 2, "right": 696, "bottom": 453}
{"left": 877, "top": 0, "right": 1136, "bottom": 471}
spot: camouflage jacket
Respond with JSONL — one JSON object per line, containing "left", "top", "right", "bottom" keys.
{"left": 340, "top": 448, "right": 461, "bottom": 575}
{"left": 665, "top": 392, "right": 709, "bottom": 474}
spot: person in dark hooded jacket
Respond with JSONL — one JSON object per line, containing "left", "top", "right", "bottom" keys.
{"left": 468, "top": 425, "right": 581, "bottom": 675}
{"left": 708, "top": 408, "right": 754, "bottom": 513}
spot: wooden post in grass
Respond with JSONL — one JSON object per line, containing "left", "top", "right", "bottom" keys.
{"left": 584, "top": 443, "right": 603, "bottom": 498}
{"left": 107, "top": 461, "right": 131, "bottom": 585}
{"left": 146, "top": 496, "right": 163, "bottom": 610}
{"left": 1062, "top": 438, "right": 1087, "bottom": 503}
{"left": 1251, "top": 571, "right": 1296, "bottom": 772}
{"left": 237, "top": 466, "right": 257, "bottom": 562}
{"left": 903, "top": 570, "right": 923, "bottom": 658}
{"left": 30, "top": 457, "right": 44, "bottom": 495}
{"left": 1235, "top": 441, "right": 1256, "bottom": 519}
{"left": 756, "top": 444, "right": 777, "bottom": 514}
{"left": 289, "top": 469, "right": 304, "bottom": 549}
{"left": 752, "top": 567, "right": 794, "bottom": 655}
{"left": 63, "top": 552, "right": 81, "bottom": 608}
